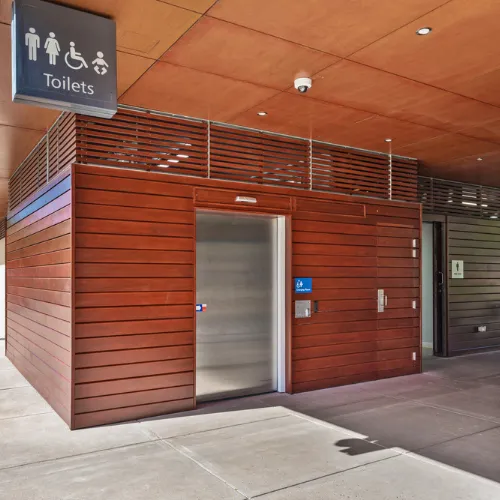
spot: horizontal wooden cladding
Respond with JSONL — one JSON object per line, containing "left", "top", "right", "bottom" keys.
{"left": 73, "top": 398, "right": 194, "bottom": 429}
{"left": 73, "top": 165, "right": 195, "bottom": 427}
{"left": 447, "top": 216, "right": 500, "bottom": 355}
{"left": 295, "top": 198, "right": 366, "bottom": 218}
{"left": 75, "top": 332, "right": 194, "bottom": 353}
{"left": 293, "top": 362, "right": 417, "bottom": 393}
{"left": 291, "top": 199, "right": 420, "bottom": 392}
{"left": 195, "top": 187, "right": 292, "bottom": 212}
{"left": 74, "top": 386, "right": 193, "bottom": 415}
{"left": 6, "top": 174, "right": 73, "bottom": 426}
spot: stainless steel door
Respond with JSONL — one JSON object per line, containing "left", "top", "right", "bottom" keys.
{"left": 196, "top": 212, "right": 277, "bottom": 401}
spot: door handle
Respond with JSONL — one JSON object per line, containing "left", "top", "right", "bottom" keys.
{"left": 384, "top": 295, "right": 388, "bottom": 306}
{"left": 437, "top": 271, "right": 444, "bottom": 286}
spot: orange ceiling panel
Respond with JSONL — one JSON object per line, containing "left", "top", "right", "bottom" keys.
{"left": 231, "top": 92, "right": 374, "bottom": 140}
{"left": 208, "top": 0, "right": 449, "bottom": 56}
{"left": 162, "top": 17, "right": 337, "bottom": 90}
{"left": 61, "top": 0, "right": 200, "bottom": 59}
{"left": 120, "top": 62, "right": 280, "bottom": 121}
{"left": 309, "top": 60, "right": 500, "bottom": 138}
{"left": 398, "top": 134, "right": 499, "bottom": 165}
{"left": 322, "top": 115, "right": 445, "bottom": 154}
{"left": 116, "top": 51, "right": 155, "bottom": 97}
{"left": 158, "top": 0, "right": 218, "bottom": 14}
{"left": 351, "top": 0, "right": 500, "bottom": 105}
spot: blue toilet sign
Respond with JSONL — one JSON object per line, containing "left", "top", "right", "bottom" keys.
{"left": 295, "top": 278, "right": 312, "bottom": 294}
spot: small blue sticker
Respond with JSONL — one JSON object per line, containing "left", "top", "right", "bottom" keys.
{"left": 196, "top": 304, "right": 207, "bottom": 312}
{"left": 295, "top": 278, "right": 312, "bottom": 294}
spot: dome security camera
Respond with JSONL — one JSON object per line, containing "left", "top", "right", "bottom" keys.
{"left": 294, "top": 77, "right": 312, "bottom": 93}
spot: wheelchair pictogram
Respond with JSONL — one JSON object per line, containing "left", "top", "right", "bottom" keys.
{"left": 64, "top": 41, "right": 88, "bottom": 70}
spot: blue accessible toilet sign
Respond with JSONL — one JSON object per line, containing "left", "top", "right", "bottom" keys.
{"left": 295, "top": 278, "right": 312, "bottom": 294}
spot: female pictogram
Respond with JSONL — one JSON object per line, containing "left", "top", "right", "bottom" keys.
{"left": 64, "top": 41, "right": 88, "bottom": 70}
{"left": 44, "top": 32, "right": 60, "bottom": 65}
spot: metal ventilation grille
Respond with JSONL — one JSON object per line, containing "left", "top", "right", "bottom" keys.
{"left": 9, "top": 112, "right": 76, "bottom": 210}
{"left": 210, "top": 125, "right": 310, "bottom": 187}
{"left": 419, "top": 176, "right": 500, "bottom": 219}
{"left": 312, "top": 143, "right": 389, "bottom": 198}
{"left": 76, "top": 110, "right": 208, "bottom": 177}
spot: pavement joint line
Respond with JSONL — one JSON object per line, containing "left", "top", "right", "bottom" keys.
{"left": 407, "top": 422, "right": 500, "bottom": 455}
{"left": 155, "top": 414, "right": 290, "bottom": 440}
{"left": 160, "top": 439, "right": 250, "bottom": 500}
{"left": 249, "top": 453, "right": 403, "bottom": 499}
{"left": 0, "top": 439, "right": 159, "bottom": 473}
{"left": 0, "top": 410, "right": 53, "bottom": 421}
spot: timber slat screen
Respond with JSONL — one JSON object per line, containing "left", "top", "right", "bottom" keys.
{"left": 9, "top": 113, "right": 76, "bottom": 210}
{"left": 8, "top": 108, "right": 418, "bottom": 213}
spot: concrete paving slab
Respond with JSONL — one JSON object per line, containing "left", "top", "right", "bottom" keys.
{"left": 0, "top": 368, "right": 29, "bottom": 390}
{"left": 170, "top": 413, "right": 399, "bottom": 498}
{"left": 419, "top": 385, "right": 500, "bottom": 422}
{"left": 0, "top": 413, "right": 155, "bottom": 469}
{"left": 421, "top": 426, "right": 500, "bottom": 484}
{"left": 141, "top": 394, "right": 290, "bottom": 439}
{"left": 0, "top": 386, "right": 52, "bottom": 420}
{"left": 319, "top": 400, "right": 498, "bottom": 451}
{"left": 0, "top": 441, "right": 244, "bottom": 500}
{"left": 258, "top": 453, "right": 500, "bottom": 500}
{"left": 0, "top": 357, "right": 12, "bottom": 370}
{"left": 359, "top": 372, "right": 476, "bottom": 400}
{"left": 262, "top": 384, "right": 383, "bottom": 413}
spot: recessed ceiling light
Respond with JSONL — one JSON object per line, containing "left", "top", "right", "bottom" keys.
{"left": 491, "top": 215, "right": 498, "bottom": 219}
{"left": 416, "top": 27, "right": 432, "bottom": 36}
{"left": 257, "top": 111, "right": 267, "bottom": 116}
{"left": 385, "top": 138, "right": 392, "bottom": 142}
{"left": 477, "top": 157, "right": 483, "bottom": 161}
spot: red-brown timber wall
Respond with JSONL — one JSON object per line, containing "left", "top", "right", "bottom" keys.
{"left": 5, "top": 172, "right": 73, "bottom": 425}
{"left": 72, "top": 163, "right": 421, "bottom": 428}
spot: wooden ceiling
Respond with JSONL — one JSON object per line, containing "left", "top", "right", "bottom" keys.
{"left": 2, "top": 0, "right": 500, "bottom": 214}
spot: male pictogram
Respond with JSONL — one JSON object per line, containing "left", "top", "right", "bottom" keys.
{"left": 92, "top": 51, "right": 109, "bottom": 75}
{"left": 44, "top": 32, "right": 60, "bottom": 65}
{"left": 25, "top": 27, "right": 40, "bottom": 61}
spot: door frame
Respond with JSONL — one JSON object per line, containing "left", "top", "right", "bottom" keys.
{"left": 423, "top": 214, "right": 448, "bottom": 357}
{"left": 194, "top": 208, "right": 291, "bottom": 402}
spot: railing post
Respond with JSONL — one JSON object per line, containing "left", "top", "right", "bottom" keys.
{"left": 309, "top": 138, "right": 313, "bottom": 190}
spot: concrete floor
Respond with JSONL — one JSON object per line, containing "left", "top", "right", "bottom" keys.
{"left": 1, "top": 339, "right": 500, "bottom": 499}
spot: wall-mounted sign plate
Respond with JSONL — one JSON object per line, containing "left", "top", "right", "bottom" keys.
{"left": 451, "top": 260, "right": 464, "bottom": 279}
{"left": 12, "top": 0, "right": 117, "bottom": 118}
{"left": 196, "top": 304, "right": 207, "bottom": 312}
{"left": 295, "top": 277, "right": 312, "bottom": 294}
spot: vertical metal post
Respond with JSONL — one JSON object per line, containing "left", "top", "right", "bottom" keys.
{"left": 207, "top": 120, "right": 211, "bottom": 179}
{"left": 309, "top": 138, "right": 313, "bottom": 190}
{"left": 388, "top": 144, "right": 393, "bottom": 200}
{"left": 46, "top": 130, "right": 49, "bottom": 184}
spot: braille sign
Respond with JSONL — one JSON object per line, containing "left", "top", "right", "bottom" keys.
{"left": 12, "top": 0, "right": 117, "bottom": 118}
{"left": 451, "top": 260, "right": 464, "bottom": 279}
